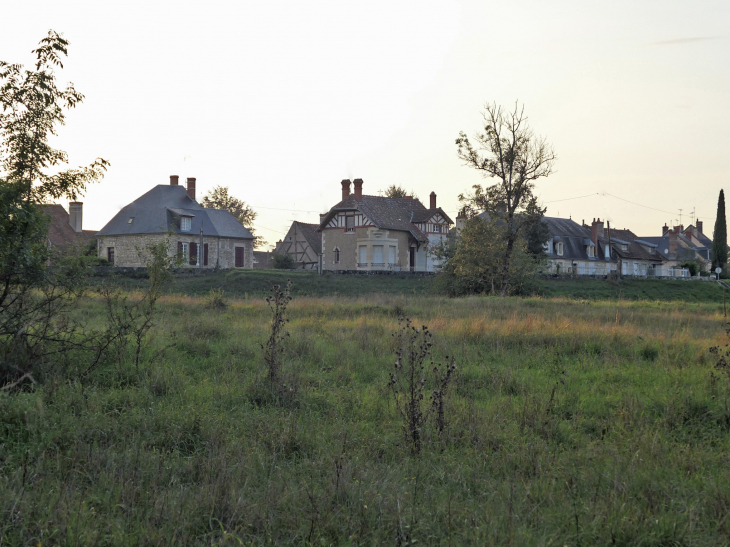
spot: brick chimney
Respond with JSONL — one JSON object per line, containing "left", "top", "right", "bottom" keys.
{"left": 170, "top": 175, "right": 179, "bottom": 185}
{"left": 673, "top": 225, "right": 682, "bottom": 233}
{"left": 430, "top": 191, "right": 436, "bottom": 209}
{"left": 186, "top": 177, "right": 196, "bottom": 201}
{"left": 697, "top": 220, "right": 703, "bottom": 234}
{"left": 668, "top": 229, "right": 678, "bottom": 256}
{"left": 591, "top": 218, "right": 604, "bottom": 247}
{"left": 662, "top": 223, "right": 669, "bottom": 235}
{"left": 353, "top": 178, "right": 363, "bottom": 201}
{"left": 68, "top": 202, "right": 83, "bottom": 233}
{"left": 341, "top": 179, "right": 351, "bottom": 200}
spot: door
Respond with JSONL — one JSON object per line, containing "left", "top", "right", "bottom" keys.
{"left": 235, "top": 247, "right": 244, "bottom": 268}
{"left": 409, "top": 247, "right": 415, "bottom": 271}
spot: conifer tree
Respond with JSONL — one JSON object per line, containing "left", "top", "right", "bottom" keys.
{"left": 712, "top": 189, "right": 728, "bottom": 271}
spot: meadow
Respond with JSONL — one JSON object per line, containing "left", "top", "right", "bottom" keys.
{"left": 2, "top": 281, "right": 730, "bottom": 545}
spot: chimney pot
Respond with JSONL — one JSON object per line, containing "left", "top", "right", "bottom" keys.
{"left": 341, "top": 179, "right": 351, "bottom": 200}
{"left": 170, "top": 175, "right": 179, "bottom": 185}
{"left": 186, "top": 177, "right": 196, "bottom": 201}
{"left": 68, "top": 201, "right": 83, "bottom": 233}
{"left": 353, "top": 178, "right": 363, "bottom": 201}
{"left": 430, "top": 191, "right": 436, "bottom": 209}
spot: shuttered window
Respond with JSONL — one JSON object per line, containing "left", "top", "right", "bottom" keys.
{"left": 189, "top": 242, "right": 197, "bottom": 266}
{"left": 203, "top": 243, "right": 209, "bottom": 266}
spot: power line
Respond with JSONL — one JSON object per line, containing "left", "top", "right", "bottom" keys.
{"left": 545, "top": 193, "right": 598, "bottom": 204}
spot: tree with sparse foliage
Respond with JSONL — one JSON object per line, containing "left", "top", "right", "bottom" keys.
{"left": 201, "top": 185, "right": 264, "bottom": 248}
{"left": 383, "top": 184, "right": 417, "bottom": 199}
{"left": 712, "top": 189, "right": 728, "bottom": 271}
{"left": 456, "top": 101, "right": 555, "bottom": 296}
{"left": 0, "top": 31, "right": 108, "bottom": 389}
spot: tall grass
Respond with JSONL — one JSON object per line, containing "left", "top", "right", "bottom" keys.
{"left": 1, "top": 292, "right": 729, "bottom": 545}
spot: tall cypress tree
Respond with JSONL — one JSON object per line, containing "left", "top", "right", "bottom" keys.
{"left": 712, "top": 189, "right": 728, "bottom": 270}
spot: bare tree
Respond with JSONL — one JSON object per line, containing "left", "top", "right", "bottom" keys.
{"left": 456, "top": 102, "right": 555, "bottom": 296}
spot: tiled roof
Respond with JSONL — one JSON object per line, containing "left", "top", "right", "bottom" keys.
{"left": 98, "top": 185, "right": 253, "bottom": 240}
{"left": 41, "top": 204, "right": 97, "bottom": 249}
{"left": 292, "top": 222, "right": 322, "bottom": 255}
{"left": 318, "top": 194, "right": 451, "bottom": 243}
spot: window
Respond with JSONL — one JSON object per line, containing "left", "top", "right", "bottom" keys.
{"left": 235, "top": 247, "right": 244, "bottom": 268}
{"left": 372, "top": 245, "right": 384, "bottom": 266}
{"left": 178, "top": 242, "right": 189, "bottom": 261}
{"left": 556, "top": 242, "right": 564, "bottom": 256}
{"left": 621, "top": 244, "right": 629, "bottom": 252}
{"left": 358, "top": 245, "right": 367, "bottom": 266}
{"left": 203, "top": 243, "right": 209, "bottom": 266}
{"left": 189, "top": 242, "right": 198, "bottom": 266}
{"left": 181, "top": 216, "right": 191, "bottom": 231}
{"left": 434, "top": 224, "right": 441, "bottom": 233}
{"left": 388, "top": 246, "right": 396, "bottom": 265}
{"left": 334, "top": 248, "right": 340, "bottom": 263}
{"left": 346, "top": 215, "right": 355, "bottom": 232}
{"left": 587, "top": 245, "right": 594, "bottom": 258}
{"left": 127, "top": 217, "right": 134, "bottom": 224}
{"left": 107, "top": 247, "right": 115, "bottom": 264}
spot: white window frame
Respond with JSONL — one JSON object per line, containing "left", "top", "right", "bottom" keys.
{"left": 587, "top": 245, "right": 594, "bottom": 258}
{"left": 181, "top": 217, "right": 192, "bottom": 232}
{"left": 180, "top": 242, "right": 189, "bottom": 260}
{"left": 556, "top": 242, "right": 564, "bottom": 256}
{"left": 434, "top": 224, "right": 441, "bottom": 233}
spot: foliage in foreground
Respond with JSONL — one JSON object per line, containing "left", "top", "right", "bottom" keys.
{"left": 2, "top": 293, "right": 730, "bottom": 545}
{"left": 0, "top": 31, "right": 108, "bottom": 388}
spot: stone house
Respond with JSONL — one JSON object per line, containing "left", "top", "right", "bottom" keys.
{"left": 274, "top": 221, "right": 322, "bottom": 270}
{"left": 317, "top": 179, "right": 452, "bottom": 272}
{"left": 639, "top": 221, "right": 713, "bottom": 275}
{"left": 96, "top": 176, "right": 254, "bottom": 268}
{"left": 544, "top": 217, "right": 664, "bottom": 276}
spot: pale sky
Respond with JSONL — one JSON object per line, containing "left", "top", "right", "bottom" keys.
{"left": 2, "top": 0, "right": 729, "bottom": 247}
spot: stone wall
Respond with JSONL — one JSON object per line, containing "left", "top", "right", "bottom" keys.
{"left": 97, "top": 234, "right": 254, "bottom": 269}
{"left": 321, "top": 227, "right": 412, "bottom": 271}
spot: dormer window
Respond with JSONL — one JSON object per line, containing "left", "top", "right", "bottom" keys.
{"left": 621, "top": 244, "right": 628, "bottom": 252}
{"left": 587, "top": 245, "right": 594, "bottom": 258}
{"left": 181, "top": 217, "right": 192, "bottom": 232}
{"left": 556, "top": 242, "right": 564, "bottom": 256}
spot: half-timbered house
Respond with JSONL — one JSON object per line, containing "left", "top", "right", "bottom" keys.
{"left": 274, "top": 221, "right": 321, "bottom": 269}
{"left": 317, "top": 179, "right": 452, "bottom": 272}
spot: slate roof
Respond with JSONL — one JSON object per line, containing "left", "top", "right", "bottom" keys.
{"left": 640, "top": 235, "right": 706, "bottom": 261}
{"left": 97, "top": 185, "right": 254, "bottom": 239}
{"left": 41, "top": 204, "right": 97, "bottom": 249}
{"left": 603, "top": 228, "right": 661, "bottom": 263}
{"left": 318, "top": 194, "right": 452, "bottom": 243}
{"left": 292, "top": 222, "right": 322, "bottom": 255}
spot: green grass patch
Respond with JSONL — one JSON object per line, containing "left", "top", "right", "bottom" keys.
{"left": 2, "top": 291, "right": 730, "bottom": 545}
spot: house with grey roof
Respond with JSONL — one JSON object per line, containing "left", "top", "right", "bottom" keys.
{"left": 275, "top": 221, "right": 322, "bottom": 270}
{"left": 96, "top": 176, "right": 254, "bottom": 269}
{"left": 639, "top": 221, "right": 712, "bottom": 275}
{"left": 317, "top": 179, "right": 452, "bottom": 272}
{"left": 543, "top": 217, "right": 666, "bottom": 276}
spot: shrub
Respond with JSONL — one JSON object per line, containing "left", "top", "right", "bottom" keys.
{"left": 273, "top": 253, "right": 296, "bottom": 270}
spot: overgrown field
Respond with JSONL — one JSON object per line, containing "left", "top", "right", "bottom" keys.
{"left": 2, "top": 291, "right": 730, "bottom": 545}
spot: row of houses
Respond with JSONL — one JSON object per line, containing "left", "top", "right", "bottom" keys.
{"left": 541, "top": 217, "right": 713, "bottom": 278}
{"left": 43, "top": 175, "right": 714, "bottom": 278}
